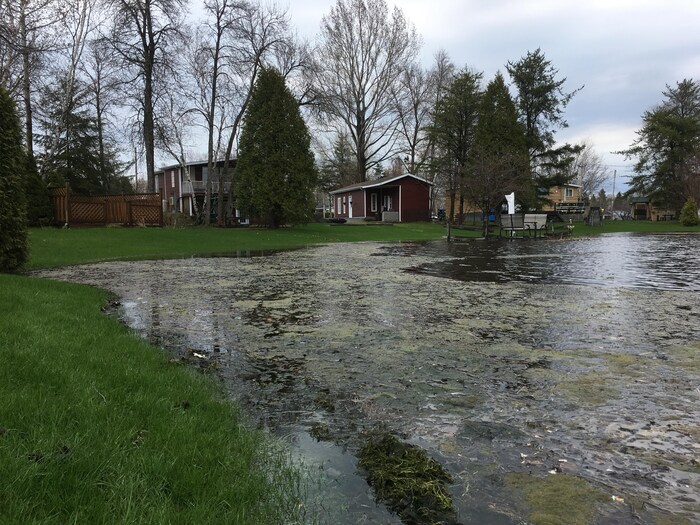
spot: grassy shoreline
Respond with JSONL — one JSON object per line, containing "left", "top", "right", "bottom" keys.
{"left": 0, "top": 274, "right": 308, "bottom": 524}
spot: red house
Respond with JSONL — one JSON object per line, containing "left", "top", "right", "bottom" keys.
{"left": 155, "top": 159, "right": 234, "bottom": 217}
{"left": 329, "top": 173, "right": 432, "bottom": 222}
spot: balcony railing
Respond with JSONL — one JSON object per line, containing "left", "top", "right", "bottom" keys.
{"left": 182, "top": 181, "right": 231, "bottom": 194}
{"left": 555, "top": 201, "right": 586, "bottom": 214}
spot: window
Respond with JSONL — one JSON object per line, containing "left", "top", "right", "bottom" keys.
{"left": 371, "top": 193, "right": 378, "bottom": 212}
{"left": 383, "top": 195, "right": 392, "bottom": 211}
{"left": 342, "top": 196, "right": 346, "bottom": 214}
{"left": 337, "top": 197, "right": 341, "bottom": 214}
{"left": 565, "top": 187, "right": 573, "bottom": 198}
{"left": 171, "top": 170, "right": 175, "bottom": 188}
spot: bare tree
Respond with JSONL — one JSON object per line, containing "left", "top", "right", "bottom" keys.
{"left": 82, "top": 38, "right": 126, "bottom": 192}
{"left": 105, "top": 0, "right": 186, "bottom": 192}
{"left": 39, "top": 0, "right": 96, "bottom": 177}
{"left": 392, "top": 63, "right": 432, "bottom": 175}
{"left": 569, "top": 140, "right": 610, "bottom": 199}
{"left": 1, "top": 0, "right": 64, "bottom": 161}
{"left": 312, "top": 0, "right": 420, "bottom": 182}
{"left": 0, "top": 0, "right": 24, "bottom": 96}
{"left": 187, "top": 0, "right": 294, "bottom": 225}
{"left": 421, "top": 49, "right": 455, "bottom": 212}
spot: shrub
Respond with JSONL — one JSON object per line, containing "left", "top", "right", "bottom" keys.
{"left": 679, "top": 196, "right": 699, "bottom": 226}
{"left": 0, "top": 87, "right": 28, "bottom": 272}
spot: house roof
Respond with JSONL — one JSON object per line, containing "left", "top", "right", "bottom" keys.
{"left": 329, "top": 173, "right": 432, "bottom": 195}
{"left": 155, "top": 159, "right": 234, "bottom": 174}
{"left": 630, "top": 196, "right": 651, "bottom": 204}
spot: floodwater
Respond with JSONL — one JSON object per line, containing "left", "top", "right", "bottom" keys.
{"left": 38, "top": 233, "right": 700, "bottom": 524}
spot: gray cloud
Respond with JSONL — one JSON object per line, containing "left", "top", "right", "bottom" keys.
{"left": 288, "top": 0, "right": 700, "bottom": 191}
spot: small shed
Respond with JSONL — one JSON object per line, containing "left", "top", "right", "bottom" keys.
{"left": 630, "top": 196, "right": 675, "bottom": 221}
{"left": 329, "top": 173, "right": 432, "bottom": 222}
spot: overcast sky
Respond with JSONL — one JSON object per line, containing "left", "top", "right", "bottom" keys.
{"left": 283, "top": 0, "right": 700, "bottom": 194}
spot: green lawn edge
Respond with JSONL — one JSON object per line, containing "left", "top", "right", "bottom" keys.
{"left": 26, "top": 222, "right": 474, "bottom": 270}
{"left": 0, "top": 274, "right": 309, "bottom": 524}
{"left": 26, "top": 220, "right": 700, "bottom": 270}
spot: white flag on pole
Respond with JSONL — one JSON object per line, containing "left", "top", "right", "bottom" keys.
{"left": 506, "top": 192, "right": 515, "bottom": 215}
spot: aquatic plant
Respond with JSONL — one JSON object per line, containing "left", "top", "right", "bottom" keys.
{"left": 358, "top": 432, "right": 456, "bottom": 524}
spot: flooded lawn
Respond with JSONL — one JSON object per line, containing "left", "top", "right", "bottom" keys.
{"left": 38, "top": 234, "right": 700, "bottom": 524}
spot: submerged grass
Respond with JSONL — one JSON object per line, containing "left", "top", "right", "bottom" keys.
{"left": 507, "top": 473, "right": 607, "bottom": 525}
{"left": 0, "top": 274, "right": 309, "bottom": 524}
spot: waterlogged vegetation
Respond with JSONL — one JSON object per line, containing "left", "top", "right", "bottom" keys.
{"left": 358, "top": 432, "right": 455, "bottom": 524}
{"left": 507, "top": 473, "right": 607, "bottom": 525}
{"left": 37, "top": 234, "right": 700, "bottom": 524}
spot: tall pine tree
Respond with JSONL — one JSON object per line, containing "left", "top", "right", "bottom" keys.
{"left": 0, "top": 86, "right": 29, "bottom": 272}
{"left": 506, "top": 48, "right": 582, "bottom": 190}
{"left": 623, "top": 79, "right": 700, "bottom": 212}
{"left": 469, "top": 72, "right": 531, "bottom": 233}
{"left": 236, "top": 67, "right": 317, "bottom": 227}
{"left": 429, "top": 68, "right": 483, "bottom": 223}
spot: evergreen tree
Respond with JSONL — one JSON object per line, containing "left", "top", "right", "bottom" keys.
{"left": 25, "top": 155, "right": 53, "bottom": 225}
{"left": 468, "top": 72, "right": 531, "bottom": 230}
{"left": 319, "top": 132, "right": 357, "bottom": 193}
{"left": 0, "top": 86, "right": 29, "bottom": 272}
{"left": 506, "top": 48, "right": 582, "bottom": 189}
{"left": 429, "top": 68, "right": 482, "bottom": 223}
{"left": 623, "top": 79, "right": 700, "bottom": 212}
{"left": 37, "top": 76, "right": 123, "bottom": 195}
{"left": 236, "top": 67, "right": 317, "bottom": 227}
{"left": 679, "top": 196, "right": 699, "bottom": 226}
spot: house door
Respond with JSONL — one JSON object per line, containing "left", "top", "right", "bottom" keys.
{"left": 348, "top": 196, "right": 353, "bottom": 218}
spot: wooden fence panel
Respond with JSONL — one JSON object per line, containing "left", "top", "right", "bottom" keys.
{"left": 49, "top": 185, "right": 163, "bottom": 227}
{"left": 70, "top": 196, "right": 107, "bottom": 224}
{"left": 50, "top": 186, "right": 69, "bottom": 224}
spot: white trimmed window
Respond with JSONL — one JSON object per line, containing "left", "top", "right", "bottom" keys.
{"left": 383, "top": 195, "right": 392, "bottom": 211}
{"left": 565, "top": 188, "right": 574, "bottom": 198}
{"left": 342, "top": 196, "right": 346, "bottom": 214}
{"left": 337, "top": 196, "right": 341, "bottom": 214}
{"left": 371, "top": 193, "right": 377, "bottom": 212}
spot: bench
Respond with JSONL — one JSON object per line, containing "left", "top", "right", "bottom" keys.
{"left": 499, "top": 214, "right": 526, "bottom": 237}
{"left": 524, "top": 213, "right": 548, "bottom": 237}
{"left": 500, "top": 213, "right": 549, "bottom": 238}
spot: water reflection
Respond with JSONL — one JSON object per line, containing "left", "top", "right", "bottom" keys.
{"left": 404, "top": 233, "right": 700, "bottom": 290}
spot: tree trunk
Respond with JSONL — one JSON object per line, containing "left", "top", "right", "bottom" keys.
{"left": 20, "top": 4, "right": 34, "bottom": 164}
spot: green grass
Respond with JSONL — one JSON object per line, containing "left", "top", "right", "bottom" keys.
{"left": 27, "top": 220, "right": 699, "bottom": 269}
{"left": 572, "top": 219, "right": 700, "bottom": 237}
{"left": 27, "top": 222, "right": 469, "bottom": 269}
{"left": 0, "top": 274, "right": 308, "bottom": 524}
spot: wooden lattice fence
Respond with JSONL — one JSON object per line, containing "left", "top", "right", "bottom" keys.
{"left": 50, "top": 185, "right": 163, "bottom": 227}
